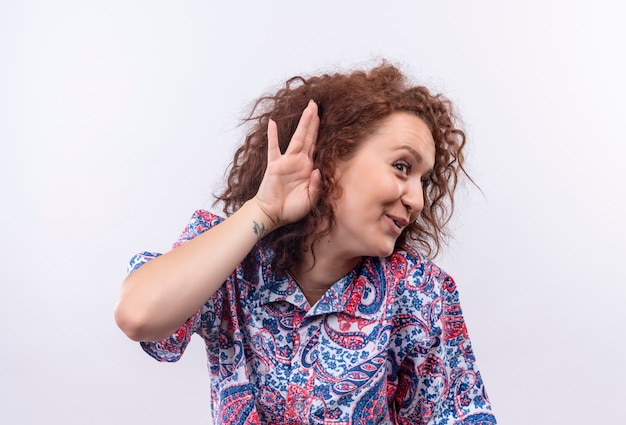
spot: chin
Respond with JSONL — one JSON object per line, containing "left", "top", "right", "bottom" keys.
{"left": 352, "top": 237, "right": 398, "bottom": 258}
{"left": 368, "top": 244, "right": 396, "bottom": 258}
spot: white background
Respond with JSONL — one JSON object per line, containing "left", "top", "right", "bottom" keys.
{"left": 1, "top": 1, "right": 625, "bottom": 424}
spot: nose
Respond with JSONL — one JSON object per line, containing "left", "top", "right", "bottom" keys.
{"left": 401, "top": 181, "right": 424, "bottom": 221}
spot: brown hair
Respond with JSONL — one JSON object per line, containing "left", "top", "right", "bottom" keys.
{"left": 216, "top": 62, "right": 470, "bottom": 274}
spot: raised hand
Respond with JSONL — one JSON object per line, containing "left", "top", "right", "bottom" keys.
{"left": 116, "top": 101, "right": 322, "bottom": 342}
{"left": 253, "top": 100, "right": 322, "bottom": 232}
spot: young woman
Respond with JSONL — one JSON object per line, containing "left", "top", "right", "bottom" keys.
{"left": 115, "top": 63, "right": 497, "bottom": 424}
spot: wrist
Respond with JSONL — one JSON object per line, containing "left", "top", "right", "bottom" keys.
{"left": 245, "top": 198, "right": 279, "bottom": 239}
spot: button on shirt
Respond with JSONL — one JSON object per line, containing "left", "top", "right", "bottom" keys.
{"left": 132, "top": 210, "right": 496, "bottom": 424}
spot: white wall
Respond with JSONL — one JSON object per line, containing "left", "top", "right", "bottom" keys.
{"left": 1, "top": 1, "right": 625, "bottom": 424}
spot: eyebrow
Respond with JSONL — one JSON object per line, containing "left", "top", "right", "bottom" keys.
{"left": 396, "top": 145, "right": 423, "bottom": 164}
{"left": 395, "top": 145, "right": 434, "bottom": 174}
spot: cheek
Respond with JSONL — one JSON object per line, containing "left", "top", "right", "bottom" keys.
{"left": 377, "top": 176, "right": 403, "bottom": 199}
{"left": 335, "top": 193, "right": 364, "bottom": 219}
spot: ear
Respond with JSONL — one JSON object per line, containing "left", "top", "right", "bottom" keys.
{"left": 327, "top": 174, "right": 346, "bottom": 201}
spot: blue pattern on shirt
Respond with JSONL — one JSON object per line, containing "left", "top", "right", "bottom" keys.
{"left": 132, "top": 210, "right": 496, "bottom": 425}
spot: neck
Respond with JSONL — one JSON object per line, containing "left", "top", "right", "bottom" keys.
{"left": 291, "top": 238, "right": 361, "bottom": 305}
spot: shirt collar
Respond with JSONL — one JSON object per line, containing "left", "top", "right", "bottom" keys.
{"left": 248, "top": 257, "right": 385, "bottom": 319}
{"left": 254, "top": 272, "right": 310, "bottom": 310}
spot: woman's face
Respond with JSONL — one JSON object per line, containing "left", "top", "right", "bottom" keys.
{"left": 328, "top": 111, "right": 436, "bottom": 260}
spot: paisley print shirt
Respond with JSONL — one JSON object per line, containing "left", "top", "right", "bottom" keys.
{"left": 131, "top": 210, "right": 496, "bottom": 425}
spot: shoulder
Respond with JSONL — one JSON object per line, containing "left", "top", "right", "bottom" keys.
{"left": 173, "top": 209, "right": 224, "bottom": 248}
{"left": 384, "top": 249, "right": 461, "bottom": 331}
{"left": 385, "top": 247, "right": 455, "bottom": 297}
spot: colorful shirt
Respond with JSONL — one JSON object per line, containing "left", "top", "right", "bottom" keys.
{"left": 131, "top": 210, "right": 496, "bottom": 425}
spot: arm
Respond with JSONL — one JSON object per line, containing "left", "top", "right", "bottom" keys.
{"left": 114, "top": 100, "right": 321, "bottom": 342}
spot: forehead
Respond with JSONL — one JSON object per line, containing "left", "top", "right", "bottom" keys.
{"left": 363, "top": 112, "right": 436, "bottom": 166}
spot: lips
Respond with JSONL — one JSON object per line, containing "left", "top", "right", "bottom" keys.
{"left": 386, "top": 214, "right": 409, "bottom": 234}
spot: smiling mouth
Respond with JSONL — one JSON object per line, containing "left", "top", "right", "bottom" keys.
{"left": 387, "top": 215, "right": 408, "bottom": 232}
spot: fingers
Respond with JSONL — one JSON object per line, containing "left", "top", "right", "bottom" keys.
{"left": 308, "top": 168, "right": 322, "bottom": 201}
{"left": 287, "top": 100, "right": 319, "bottom": 155}
{"left": 267, "top": 118, "right": 280, "bottom": 163}
{"left": 306, "top": 105, "right": 320, "bottom": 158}
{"left": 266, "top": 100, "right": 319, "bottom": 163}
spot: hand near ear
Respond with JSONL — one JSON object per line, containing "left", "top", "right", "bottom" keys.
{"left": 253, "top": 100, "right": 322, "bottom": 231}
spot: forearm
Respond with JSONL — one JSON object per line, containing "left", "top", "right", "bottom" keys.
{"left": 114, "top": 199, "right": 273, "bottom": 342}
{"left": 116, "top": 102, "right": 320, "bottom": 342}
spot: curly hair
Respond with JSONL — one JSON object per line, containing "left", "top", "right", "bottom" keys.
{"left": 216, "top": 62, "right": 470, "bottom": 275}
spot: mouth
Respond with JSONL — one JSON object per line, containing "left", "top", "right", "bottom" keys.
{"left": 386, "top": 215, "right": 409, "bottom": 233}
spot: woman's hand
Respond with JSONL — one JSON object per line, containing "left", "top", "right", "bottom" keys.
{"left": 116, "top": 101, "right": 322, "bottom": 341}
{"left": 253, "top": 100, "right": 322, "bottom": 231}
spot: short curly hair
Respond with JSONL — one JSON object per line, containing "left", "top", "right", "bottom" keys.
{"left": 216, "top": 62, "right": 470, "bottom": 274}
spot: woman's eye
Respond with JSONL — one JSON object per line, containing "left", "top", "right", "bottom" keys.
{"left": 394, "top": 162, "right": 410, "bottom": 174}
{"left": 421, "top": 177, "right": 431, "bottom": 188}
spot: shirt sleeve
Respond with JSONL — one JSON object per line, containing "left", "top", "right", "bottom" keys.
{"left": 126, "top": 210, "right": 224, "bottom": 363}
{"left": 394, "top": 271, "right": 497, "bottom": 424}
